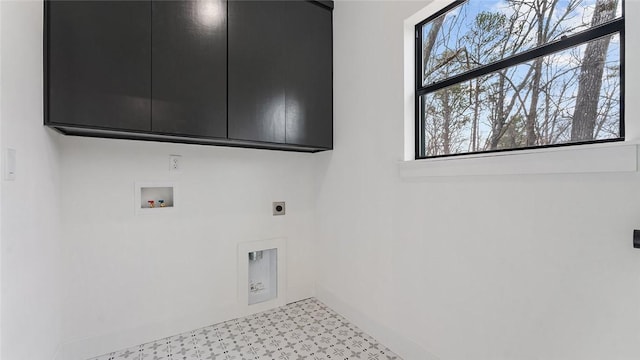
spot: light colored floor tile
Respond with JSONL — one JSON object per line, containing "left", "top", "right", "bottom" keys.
{"left": 88, "top": 298, "right": 401, "bottom": 360}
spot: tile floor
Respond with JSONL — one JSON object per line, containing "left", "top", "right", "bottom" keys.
{"left": 89, "top": 298, "right": 401, "bottom": 360}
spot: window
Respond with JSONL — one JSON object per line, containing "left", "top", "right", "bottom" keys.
{"left": 415, "top": 0, "right": 624, "bottom": 158}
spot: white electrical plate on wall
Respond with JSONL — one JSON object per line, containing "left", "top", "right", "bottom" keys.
{"left": 3, "top": 148, "right": 16, "bottom": 181}
{"left": 134, "top": 181, "right": 177, "bottom": 215}
{"left": 238, "top": 238, "right": 287, "bottom": 316}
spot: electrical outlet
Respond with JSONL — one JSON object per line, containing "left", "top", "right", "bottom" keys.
{"left": 169, "top": 155, "right": 181, "bottom": 172}
{"left": 3, "top": 148, "right": 16, "bottom": 181}
{"left": 273, "top": 201, "right": 285, "bottom": 215}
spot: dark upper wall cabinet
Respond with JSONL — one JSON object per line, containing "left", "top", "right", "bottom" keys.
{"left": 228, "top": 0, "right": 287, "bottom": 144}
{"left": 228, "top": 0, "right": 333, "bottom": 149}
{"left": 46, "top": 1, "right": 152, "bottom": 132}
{"left": 152, "top": 0, "right": 227, "bottom": 138}
{"left": 45, "top": 0, "right": 333, "bottom": 152}
{"left": 285, "top": 1, "right": 333, "bottom": 148}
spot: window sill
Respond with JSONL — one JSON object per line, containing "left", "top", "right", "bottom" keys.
{"left": 398, "top": 142, "right": 639, "bottom": 179}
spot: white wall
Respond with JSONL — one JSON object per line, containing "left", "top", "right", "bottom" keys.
{"left": 0, "top": 1, "right": 4, "bottom": 356}
{"left": 315, "top": 1, "right": 640, "bottom": 360}
{"left": 0, "top": 1, "right": 63, "bottom": 360}
{"left": 58, "top": 138, "right": 318, "bottom": 359}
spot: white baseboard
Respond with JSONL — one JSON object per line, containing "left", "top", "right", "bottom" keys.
{"left": 315, "top": 286, "right": 441, "bottom": 360}
{"left": 52, "top": 342, "right": 63, "bottom": 360}
{"left": 57, "top": 285, "right": 427, "bottom": 360}
{"left": 55, "top": 302, "right": 241, "bottom": 360}
{"left": 56, "top": 286, "right": 313, "bottom": 360}
{"left": 287, "top": 284, "right": 315, "bottom": 304}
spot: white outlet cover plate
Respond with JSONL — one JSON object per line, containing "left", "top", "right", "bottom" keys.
{"left": 169, "top": 155, "right": 181, "bottom": 172}
{"left": 3, "top": 148, "right": 16, "bottom": 181}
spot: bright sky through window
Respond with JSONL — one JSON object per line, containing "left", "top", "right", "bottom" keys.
{"left": 416, "top": 0, "right": 623, "bottom": 158}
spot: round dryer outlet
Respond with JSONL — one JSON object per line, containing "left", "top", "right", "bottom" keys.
{"left": 272, "top": 201, "right": 285, "bottom": 216}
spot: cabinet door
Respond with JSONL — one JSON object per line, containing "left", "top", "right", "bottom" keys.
{"left": 46, "top": 1, "right": 151, "bottom": 131}
{"left": 285, "top": 1, "right": 333, "bottom": 148}
{"left": 152, "top": 0, "right": 227, "bottom": 138}
{"left": 228, "top": 0, "right": 287, "bottom": 143}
